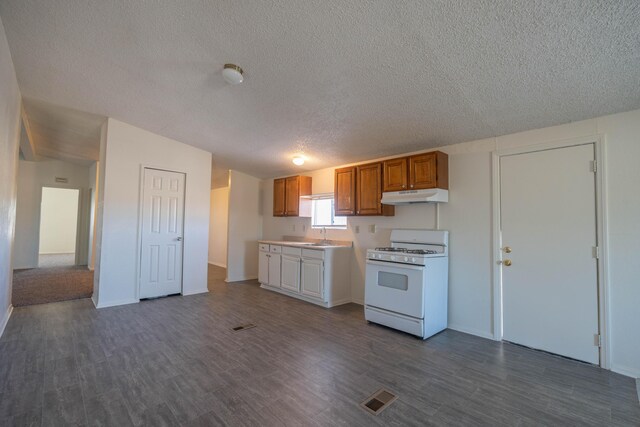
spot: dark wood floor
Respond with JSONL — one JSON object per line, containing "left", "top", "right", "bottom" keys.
{"left": 0, "top": 264, "right": 638, "bottom": 426}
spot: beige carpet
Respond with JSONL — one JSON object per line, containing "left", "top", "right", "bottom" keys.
{"left": 12, "top": 266, "right": 93, "bottom": 307}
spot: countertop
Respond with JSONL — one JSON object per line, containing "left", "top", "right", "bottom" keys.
{"left": 259, "top": 240, "right": 352, "bottom": 249}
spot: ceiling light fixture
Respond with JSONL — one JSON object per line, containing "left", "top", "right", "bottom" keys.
{"left": 223, "top": 64, "right": 244, "bottom": 85}
{"left": 292, "top": 155, "right": 305, "bottom": 166}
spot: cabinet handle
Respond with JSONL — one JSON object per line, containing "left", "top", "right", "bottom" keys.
{"left": 402, "top": 185, "right": 406, "bottom": 189}
{"left": 357, "top": 210, "right": 360, "bottom": 214}
{"left": 410, "top": 184, "right": 414, "bottom": 188}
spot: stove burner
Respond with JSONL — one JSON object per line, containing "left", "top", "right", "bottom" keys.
{"left": 406, "top": 249, "right": 438, "bottom": 255}
{"left": 374, "top": 247, "right": 405, "bottom": 252}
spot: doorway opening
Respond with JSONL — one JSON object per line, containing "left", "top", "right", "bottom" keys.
{"left": 38, "top": 187, "right": 80, "bottom": 268}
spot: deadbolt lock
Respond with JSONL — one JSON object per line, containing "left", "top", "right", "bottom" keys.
{"left": 503, "top": 246, "right": 512, "bottom": 253}
{"left": 503, "top": 259, "right": 512, "bottom": 266}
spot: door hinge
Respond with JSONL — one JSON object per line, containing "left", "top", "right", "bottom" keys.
{"left": 590, "top": 160, "right": 597, "bottom": 173}
{"left": 594, "top": 334, "right": 601, "bottom": 347}
{"left": 592, "top": 246, "right": 599, "bottom": 259}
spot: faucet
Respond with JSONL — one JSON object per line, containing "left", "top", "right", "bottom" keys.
{"left": 321, "top": 227, "right": 330, "bottom": 244}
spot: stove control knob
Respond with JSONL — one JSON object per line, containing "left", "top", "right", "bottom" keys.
{"left": 411, "top": 257, "right": 416, "bottom": 263}
{"left": 391, "top": 256, "right": 396, "bottom": 261}
{"left": 404, "top": 256, "right": 408, "bottom": 262}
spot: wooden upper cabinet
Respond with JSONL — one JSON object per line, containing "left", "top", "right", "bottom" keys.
{"left": 357, "top": 163, "right": 394, "bottom": 216}
{"left": 383, "top": 158, "right": 408, "bottom": 192}
{"left": 285, "top": 176, "right": 301, "bottom": 216}
{"left": 409, "top": 151, "right": 448, "bottom": 190}
{"left": 273, "top": 178, "right": 286, "bottom": 216}
{"left": 273, "top": 175, "right": 312, "bottom": 217}
{"left": 334, "top": 167, "right": 356, "bottom": 216}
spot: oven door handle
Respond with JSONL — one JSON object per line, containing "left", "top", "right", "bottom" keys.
{"left": 366, "top": 259, "right": 425, "bottom": 271}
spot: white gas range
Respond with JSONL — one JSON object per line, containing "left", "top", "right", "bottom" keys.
{"left": 364, "top": 229, "right": 448, "bottom": 339}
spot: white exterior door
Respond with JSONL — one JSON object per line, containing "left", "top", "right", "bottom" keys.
{"left": 500, "top": 144, "right": 599, "bottom": 364}
{"left": 281, "top": 255, "right": 301, "bottom": 292}
{"left": 140, "top": 168, "right": 185, "bottom": 299}
{"left": 301, "top": 258, "right": 323, "bottom": 299}
{"left": 267, "top": 254, "right": 281, "bottom": 288}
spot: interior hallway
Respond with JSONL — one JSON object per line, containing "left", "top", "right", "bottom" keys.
{"left": 0, "top": 264, "right": 637, "bottom": 425}
{"left": 12, "top": 266, "right": 93, "bottom": 307}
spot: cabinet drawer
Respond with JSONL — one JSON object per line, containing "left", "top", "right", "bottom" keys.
{"left": 270, "top": 245, "right": 282, "bottom": 253}
{"left": 282, "top": 246, "right": 302, "bottom": 256}
{"left": 302, "top": 248, "right": 324, "bottom": 260}
{"left": 259, "top": 243, "right": 270, "bottom": 252}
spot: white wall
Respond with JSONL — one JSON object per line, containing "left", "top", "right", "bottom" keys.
{"left": 261, "top": 109, "right": 640, "bottom": 378}
{"left": 87, "top": 161, "right": 99, "bottom": 269}
{"left": 13, "top": 158, "right": 90, "bottom": 268}
{"left": 0, "top": 16, "right": 21, "bottom": 336}
{"left": 208, "top": 186, "right": 229, "bottom": 268}
{"left": 38, "top": 187, "right": 79, "bottom": 254}
{"left": 226, "top": 170, "right": 262, "bottom": 282}
{"left": 94, "top": 118, "right": 211, "bottom": 308}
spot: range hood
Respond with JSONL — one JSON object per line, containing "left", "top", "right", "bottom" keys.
{"left": 381, "top": 188, "right": 448, "bottom": 205}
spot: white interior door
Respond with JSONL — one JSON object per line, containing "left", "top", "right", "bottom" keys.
{"left": 140, "top": 168, "right": 185, "bottom": 299}
{"left": 500, "top": 144, "right": 599, "bottom": 364}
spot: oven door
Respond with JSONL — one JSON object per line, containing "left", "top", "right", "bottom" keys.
{"left": 365, "top": 260, "right": 426, "bottom": 318}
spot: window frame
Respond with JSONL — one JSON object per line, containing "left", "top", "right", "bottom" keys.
{"left": 311, "top": 197, "right": 347, "bottom": 229}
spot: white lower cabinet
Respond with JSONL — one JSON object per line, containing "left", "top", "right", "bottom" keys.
{"left": 301, "top": 258, "right": 323, "bottom": 299}
{"left": 258, "top": 251, "right": 269, "bottom": 284}
{"left": 281, "top": 255, "right": 301, "bottom": 292}
{"left": 259, "top": 242, "right": 351, "bottom": 308}
{"left": 267, "top": 253, "right": 281, "bottom": 288}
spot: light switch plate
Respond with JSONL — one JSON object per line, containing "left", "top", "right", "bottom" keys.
{"left": 292, "top": 224, "right": 296, "bottom": 232}
{"left": 302, "top": 224, "right": 306, "bottom": 232}
{"left": 369, "top": 224, "right": 376, "bottom": 233}
{"left": 354, "top": 225, "right": 360, "bottom": 233}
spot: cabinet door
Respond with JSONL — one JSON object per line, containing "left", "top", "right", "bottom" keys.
{"left": 258, "top": 251, "right": 269, "bottom": 284}
{"left": 273, "top": 178, "right": 286, "bottom": 216}
{"left": 334, "top": 167, "right": 356, "bottom": 216}
{"left": 285, "top": 176, "right": 300, "bottom": 216}
{"left": 356, "top": 163, "right": 382, "bottom": 215}
{"left": 409, "top": 153, "right": 437, "bottom": 189}
{"left": 383, "top": 158, "right": 407, "bottom": 192}
{"left": 268, "top": 254, "right": 281, "bottom": 288}
{"left": 301, "top": 259, "right": 324, "bottom": 299}
{"left": 281, "top": 255, "right": 301, "bottom": 292}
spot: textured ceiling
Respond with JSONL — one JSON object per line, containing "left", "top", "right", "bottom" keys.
{"left": 22, "top": 97, "right": 104, "bottom": 165}
{"left": 1, "top": 1, "right": 639, "bottom": 178}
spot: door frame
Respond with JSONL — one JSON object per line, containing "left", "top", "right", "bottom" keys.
{"left": 37, "top": 185, "right": 84, "bottom": 267}
{"left": 491, "top": 135, "right": 610, "bottom": 369}
{"left": 136, "top": 165, "right": 187, "bottom": 301}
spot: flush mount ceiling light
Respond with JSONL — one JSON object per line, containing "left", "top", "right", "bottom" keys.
{"left": 292, "top": 155, "right": 305, "bottom": 166}
{"left": 223, "top": 64, "right": 244, "bottom": 85}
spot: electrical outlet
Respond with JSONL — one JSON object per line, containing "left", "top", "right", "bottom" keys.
{"left": 354, "top": 225, "right": 360, "bottom": 233}
{"left": 292, "top": 224, "right": 296, "bottom": 232}
{"left": 302, "top": 224, "right": 306, "bottom": 232}
{"left": 369, "top": 224, "right": 376, "bottom": 233}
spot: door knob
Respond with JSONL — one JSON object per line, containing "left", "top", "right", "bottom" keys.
{"left": 176, "top": 237, "right": 183, "bottom": 241}
{"left": 503, "top": 246, "right": 512, "bottom": 253}
{"left": 503, "top": 259, "right": 512, "bottom": 266}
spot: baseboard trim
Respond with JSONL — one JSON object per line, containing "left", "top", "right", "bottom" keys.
{"left": 448, "top": 323, "right": 495, "bottom": 340}
{"left": 95, "top": 298, "right": 138, "bottom": 309}
{"left": 208, "top": 262, "right": 227, "bottom": 268}
{"left": 0, "top": 304, "right": 14, "bottom": 338}
{"left": 182, "top": 288, "right": 209, "bottom": 296}
{"left": 91, "top": 294, "right": 98, "bottom": 308}
{"left": 611, "top": 364, "right": 640, "bottom": 379}
{"left": 225, "top": 276, "right": 258, "bottom": 283}
{"left": 351, "top": 298, "right": 364, "bottom": 306}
